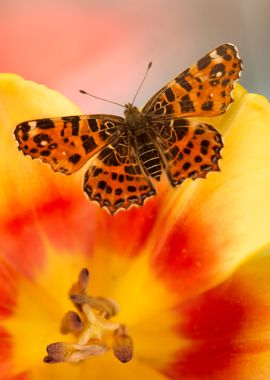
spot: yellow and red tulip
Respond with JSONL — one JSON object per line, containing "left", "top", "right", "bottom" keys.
{"left": 0, "top": 74, "right": 270, "bottom": 379}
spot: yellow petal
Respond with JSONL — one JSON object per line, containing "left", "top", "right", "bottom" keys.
{"left": 0, "top": 74, "right": 82, "bottom": 217}
{"left": 148, "top": 87, "right": 270, "bottom": 298}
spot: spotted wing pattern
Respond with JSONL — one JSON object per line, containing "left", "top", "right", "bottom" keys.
{"left": 153, "top": 118, "right": 223, "bottom": 186}
{"left": 84, "top": 136, "right": 156, "bottom": 214}
{"left": 14, "top": 43, "right": 242, "bottom": 215}
{"left": 14, "top": 115, "right": 123, "bottom": 174}
{"left": 143, "top": 43, "right": 242, "bottom": 118}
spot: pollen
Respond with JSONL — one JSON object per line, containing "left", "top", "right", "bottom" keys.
{"left": 44, "top": 268, "right": 133, "bottom": 364}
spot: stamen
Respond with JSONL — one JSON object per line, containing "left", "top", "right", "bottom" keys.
{"left": 44, "top": 342, "right": 107, "bottom": 363}
{"left": 113, "top": 325, "right": 133, "bottom": 363}
{"left": 70, "top": 293, "right": 119, "bottom": 318}
{"left": 60, "top": 310, "right": 83, "bottom": 334}
{"left": 69, "top": 267, "right": 89, "bottom": 296}
{"left": 44, "top": 268, "right": 133, "bottom": 364}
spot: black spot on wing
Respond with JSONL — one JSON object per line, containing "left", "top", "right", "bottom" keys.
{"left": 183, "top": 162, "right": 191, "bottom": 171}
{"left": 177, "top": 77, "right": 192, "bottom": 92}
{"left": 83, "top": 136, "right": 97, "bottom": 154}
{"left": 127, "top": 186, "right": 137, "bottom": 193}
{"left": 222, "top": 78, "right": 230, "bottom": 87}
{"left": 99, "top": 130, "right": 110, "bottom": 141}
{"left": 36, "top": 119, "right": 55, "bottom": 129}
{"left": 224, "top": 54, "right": 232, "bottom": 61}
{"left": 33, "top": 133, "right": 52, "bottom": 146}
{"left": 97, "top": 180, "right": 106, "bottom": 190}
{"left": 210, "top": 63, "right": 226, "bottom": 78}
{"left": 164, "top": 87, "right": 175, "bottom": 102}
{"left": 62, "top": 116, "right": 80, "bottom": 136}
{"left": 175, "top": 126, "right": 188, "bottom": 140}
{"left": 201, "top": 101, "right": 214, "bottom": 111}
{"left": 115, "top": 188, "right": 123, "bottom": 195}
{"left": 173, "top": 119, "right": 189, "bottom": 127}
{"left": 197, "top": 54, "right": 211, "bottom": 70}
{"left": 169, "top": 145, "right": 179, "bottom": 159}
{"left": 68, "top": 154, "right": 81, "bottom": 164}
{"left": 17, "top": 122, "right": 30, "bottom": 133}
{"left": 40, "top": 150, "right": 51, "bottom": 156}
{"left": 88, "top": 119, "right": 99, "bottom": 132}
{"left": 179, "top": 95, "right": 195, "bottom": 113}
{"left": 216, "top": 45, "right": 227, "bottom": 57}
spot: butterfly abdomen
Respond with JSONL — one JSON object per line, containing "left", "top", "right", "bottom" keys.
{"left": 135, "top": 133, "right": 162, "bottom": 181}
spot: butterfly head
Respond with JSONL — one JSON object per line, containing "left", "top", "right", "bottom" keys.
{"left": 124, "top": 103, "right": 145, "bottom": 131}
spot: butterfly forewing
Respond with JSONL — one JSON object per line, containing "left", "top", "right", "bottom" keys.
{"left": 143, "top": 43, "right": 242, "bottom": 118}
{"left": 84, "top": 137, "right": 156, "bottom": 214}
{"left": 14, "top": 115, "right": 123, "bottom": 174}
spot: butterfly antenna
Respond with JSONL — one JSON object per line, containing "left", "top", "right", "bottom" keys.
{"left": 79, "top": 90, "right": 125, "bottom": 108}
{"left": 131, "top": 61, "right": 152, "bottom": 105}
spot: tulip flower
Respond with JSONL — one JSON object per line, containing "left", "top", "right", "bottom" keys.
{"left": 0, "top": 74, "right": 270, "bottom": 379}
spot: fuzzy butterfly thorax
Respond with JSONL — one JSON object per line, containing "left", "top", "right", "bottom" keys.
{"left": 123, "top": 103, "right": 150, "bottom": 135}
{"left": 14, "top": 43, "right": 243, "bottom": 214}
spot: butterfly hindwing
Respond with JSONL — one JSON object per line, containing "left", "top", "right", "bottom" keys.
{"left": 143, "top": 43, "right": 242, "bottom": 118}
{"left": 84, "top": 137, "right": 156, "bottom": 214}
{"left": 153, "top": 118, "right": 223, "bottom": 186}
{"left": 14, "top": 115, "right": 123, "bottom": 174}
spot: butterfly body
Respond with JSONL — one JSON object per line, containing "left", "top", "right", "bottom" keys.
{"left": 14, "top": 43, "right": 243, "bottom": 214}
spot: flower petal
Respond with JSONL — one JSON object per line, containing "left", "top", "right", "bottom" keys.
{"left": 148, "top": 90, "right": 270, "bottom": 298}
{"left": 0, "top": 74, "right": 96, "bottom": 277}
{"left": 1, "top": 244, "right": 183, "bottom": 379}
{"left": 167, "top": 248, "right": 270, "bottom": 379}
{"left": 0, "top": 74, "right": 83, "bottom": 214}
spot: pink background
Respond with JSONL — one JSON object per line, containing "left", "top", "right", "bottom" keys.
{"left": 0, "top": 0, "right": 269, "bottom": 115}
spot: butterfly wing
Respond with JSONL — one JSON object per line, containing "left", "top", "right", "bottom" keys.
{"left": 152, "top": 118, "right": 223, "bottom": 186}
{"left": 143, "top": 43, "right": 242, "bottom": 118}
{"left": 84, "top": 136, "right": 156, "bottom": 214}
{"left": 14, "top": 115, "right": 123, "bottom": 174}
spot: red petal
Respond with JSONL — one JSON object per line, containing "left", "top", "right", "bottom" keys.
{"left": 94, "top": 194, "right": 160, "bottom": 258}
{"left": 165, "top": 251, "right": 270, "bottom": 379}
{"left": 0, "top": 192, "right": 95, "bottom": 278}
{"left": 0, "top": 262, "right": 18, "bottom": 318}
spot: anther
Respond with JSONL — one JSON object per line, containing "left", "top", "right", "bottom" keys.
{"left": 113, "top": 325, "right": 133, "bottom": 363}
{"left": 60, "top": 310, "right": 83, "bottom": 334}
{"left": 69, "top": 267, "right": 90, "bottom": 296}
{"left": 45, "top": 342, "right": 77, "bottom": 362}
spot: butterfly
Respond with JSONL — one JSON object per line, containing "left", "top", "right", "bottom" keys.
{"left": 14, "top": 43, "right": 243, "bottom": 214}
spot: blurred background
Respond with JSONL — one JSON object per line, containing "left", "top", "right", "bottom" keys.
{"left": 0, "top": 0, "right": 269, "bottom": 114}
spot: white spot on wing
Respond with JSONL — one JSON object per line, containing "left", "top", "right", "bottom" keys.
{"left": 28, "top": 121, "right": 37, "bottom": 129}
{"left": 213, "top": 56, "right": 223, "bottom": 64}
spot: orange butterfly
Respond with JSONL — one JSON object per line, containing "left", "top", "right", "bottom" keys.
{"left": 15, "top": 43, "right": 242, "bottom": 214}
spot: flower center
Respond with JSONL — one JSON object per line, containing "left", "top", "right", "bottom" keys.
{"left": 44, "top": 268, "right": 133, "bottom": 364}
